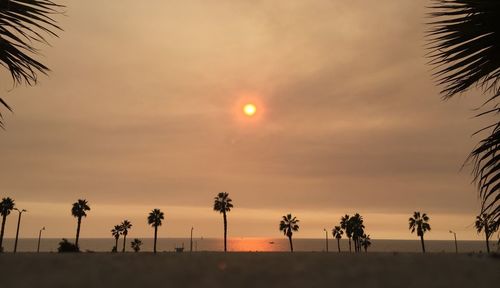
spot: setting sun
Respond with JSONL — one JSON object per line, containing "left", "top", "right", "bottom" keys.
{"left": 243, "top": 103, "right": 257, "bottom": 116}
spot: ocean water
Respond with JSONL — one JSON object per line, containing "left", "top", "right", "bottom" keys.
{"left": 1, "top": 238, "right": 497, "bottom": 253}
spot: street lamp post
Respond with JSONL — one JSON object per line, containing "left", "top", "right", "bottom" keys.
{"left": 323, "top": 228, "right": 329, "bottom": 252}
{"left": 449, "top": 230, "right": 458, "bottom": 253}
{"left": 190, "top": 227, "right": 194, "bottom": 252}
{"left": 37, "top": 227, "right": 45, "bottom": 253}
{"left": 13, "top": 208, "right": 27, "bottom": 253}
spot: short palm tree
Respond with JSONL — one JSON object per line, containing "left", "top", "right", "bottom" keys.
{"left": 340, "top": 214, "right": 352, "bottom": 252}
{"left": 131, "top": 238, "right": 142, "bottom": 252}
{"left": 428, "top": 0, "right": 500, "bottom": 232}
{"left": 120, "top": 220, "right": 132, "bottom": 253}
{"left": 148, "top": 209, "right": 164, "bottom": 253}
{"left": 111, "top": 225, "right": 122, "bottom": 252}
{"left": 409, "top": 211, "right": 431, "bottom": 253}
{"left": 213, "top": 192, "right": 233, "bottom": 252}
{"left": 71, "top": 199, "right": 90, "bottom": 248}
{"left": 360, "top": 234, "right": 371, "bottom": 253}
{"left": 475, "top": 213, "right": 497, "bottom": 253}
{"left": 279, "top": 214, "right": 300, "bottom": 252}
{"left": 332, "top": 226, "right": 343, "bottom": 253}
{"left": 0, "top": 0, "right": 62, "bottom": 128}
{"left": 0, "top": 197, "right": 15, "bottom": 251}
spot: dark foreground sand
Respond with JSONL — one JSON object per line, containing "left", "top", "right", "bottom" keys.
{"left": 0, "top": 252, "right": 499, "bottom": 288}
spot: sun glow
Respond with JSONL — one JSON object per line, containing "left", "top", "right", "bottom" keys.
{"left": 233, "top": 93, "right": 264, "bottom": 123}
{"left": 243, "top": 103, "right": 257, "bottom": 116}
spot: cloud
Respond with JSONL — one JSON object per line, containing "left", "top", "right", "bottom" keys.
{"left": 0, "top": 0, "right": 488, "bottom": 239}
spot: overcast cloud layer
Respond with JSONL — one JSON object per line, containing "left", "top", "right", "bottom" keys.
{"left": 0, "top": 0, "right": 491, "bottom": 240}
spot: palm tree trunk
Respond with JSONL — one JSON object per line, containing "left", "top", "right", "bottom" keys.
{"left": 223, "top": 211, "right": 227, "bottom": 252}
{"left": 122, "top": 234, "right": 127, "bottom": 253}
{"left": 485, "top": 232, "right": 490, "bottom": 253}
{"left": 114, "top": 237, "right": 119, "bottom": 252}
{"left": 75, "top": 216, "right": 82, "bottom": 248}
{"left": 420, "top": 235, "right": 426, "bottom": 253}
{"left": 337, "top": 238, "right": 341, "bottom": 253}
{"left": 364, "top": 246, "right": 367, "bottom": 253}
{"left": 348, "top": 237, "right": 352, "bottom": 253}
{"left": 153, "top": 226, "right": 158, "bottom": 254}
{"left": 0, "top": 215, "right": 6, "bottom": 251}
{"left": 288, "top": 235, "right": 294, "bottom": 252}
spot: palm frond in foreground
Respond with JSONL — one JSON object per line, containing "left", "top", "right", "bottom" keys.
{"left": 0, "top": 0, "right": 63, "bottom": 127}
{"left": 427, "top": 0, "right": 500, "bottom": 232}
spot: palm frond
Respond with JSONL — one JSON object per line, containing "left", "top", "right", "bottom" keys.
{"left": 0, "top": 197, "right": 16, "bottom": 216}
{"left": 468, "top": 110, "right": 500, "bottom": 226}
{"left": 0, "top": 0, "right": 62, "bottom": 84}
{"left": 427, "top": 0, "right": 500, "bottom": 98}
{"left": 0, "top": 0, "right": 63, "bottom": 128}
{"left": 148, "top": 209, "right": 164, "bottom": 227}
{"left": 71, "top": 199, "right": 90, "bottom": 218}
{"left": 213, "top": 192, "right": 233, "bottom": 213}
{"left": 428, "top": 0, "right": 500, "bottom": 230}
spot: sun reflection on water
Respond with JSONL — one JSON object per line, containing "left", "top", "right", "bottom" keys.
{"left": 228, "top": 238, "right": 283, "bottom": 252}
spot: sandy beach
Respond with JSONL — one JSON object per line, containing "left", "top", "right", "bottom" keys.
{"left": 0, "top": 252, "right": 498, "bottom": 288}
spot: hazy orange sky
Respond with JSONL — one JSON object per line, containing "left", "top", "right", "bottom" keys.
{"left": 0, "top": 0, "right": 491, "bottom": 240}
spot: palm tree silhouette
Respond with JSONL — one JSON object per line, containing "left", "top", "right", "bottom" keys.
{"left": 213, "top": 192, "right": 233, "bottom": 252}
{"left": 0, "top": 0, "right": 62, "bottom": 128}
{"left": 332, "top": 226, "right": 343, "bottom": 253}
{"left": 71, "top": 199, "right": 90, "bottom": 248}
{"left": 0, "top": 197, "right": 15, "bottom": 251}
{"left": 148, "top": 209, "right": 164, "bottom": 253}
{"left": 409, "top": 211, "right": 431, "bottom": 253}
{"left": 340, "top": 214, "right": 352, "bottom": 252}
{"left": 475, "top": 213, "right": 496, "bottom": 253}
{"left": 120, "top": 220, "right": 132, "bottom": 253}
{"left": 111, "top": 225, "right": 122, "bottom": 253}
{"left": 131, "top": 238, "right": 142, "bottom": 252}
{"left": 360, "top": 234, "right": 371, "bottom": 253}
{"left": 350, "top": 213, "right": 365, "bottom": 253}
{"left": 428, "top": 0, "right": 500, "bottom": 232}
{"left": 279, "top": 214, "right": 299, "bottom": 252}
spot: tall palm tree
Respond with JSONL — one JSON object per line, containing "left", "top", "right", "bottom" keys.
{"left": 111, "top": 225, "right": 122, "bottom": 252}
{"left": 120, "top": 220, "right": 132, "bottom": 253}
{"left": 213, "top": 192, "right": 233, "bottom": 252}
{"left": 360, "top": 234, "right": 371, "bottom": 253}
{"left": 147, "top": 209, "right": 164, "bottom": 253}
{"left": 340, "top": 214, "right": 352, "bottom": 252}
{"left": 409, "top": 211, "right": 431, "bottom": 253}
{"left": 0, "top": 0, "right": 62, "bottom": 128}
{"left": 0, "top": 197, "right": 15, "bottom": 251}
{"left": 279, "top": 214, "right": 300, "bottom": 252}
{"left": 428, "top": 0, "right": 500, "bottom": 232}
{"left": 332, "top": 226, "right": 343, "bottom": 253}
{"left": 475, "top": 213, "right": 497, "bottom": 253}
{"left": 350, "top": 213, "right": 365, "bottom": 253}
{"left": 71, "top": 199, "right": 90, "bottom": 248}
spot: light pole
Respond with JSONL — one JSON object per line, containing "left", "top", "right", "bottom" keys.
{"left": 323, "top": 228, "right": 329, "bottom": 252}
{"left": 37, "top": 227, "right": 45, "bottom": 253}
{"left": 13, "top": 208, "right": 27, "bottom": 253}
{"left": 449, "top": 230, "right": 458, "bottom": 253}
{"left": 190, "top": 227, "right": 194, "bottom": 252}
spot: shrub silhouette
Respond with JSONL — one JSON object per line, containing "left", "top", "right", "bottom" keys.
{"left": 58, "top": 238, "right": 79, "bottom": 253}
